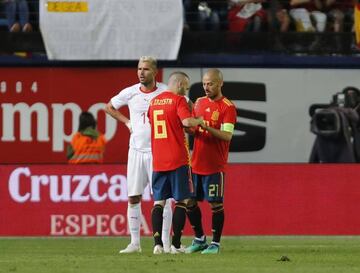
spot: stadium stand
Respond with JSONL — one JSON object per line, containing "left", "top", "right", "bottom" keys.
{"left": 0, "top": 1, "right": 8, "bottom": 30}
{"left": 0, "top": 0, "right": 359, "bottom": 65}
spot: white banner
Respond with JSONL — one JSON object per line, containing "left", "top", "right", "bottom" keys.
{"left": 39, "top": 0, "right": 183, "bottom": 60}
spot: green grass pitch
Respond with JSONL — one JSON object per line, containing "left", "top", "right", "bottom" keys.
{"left": 1, "top": 236, "right": 360, "bottom": 273}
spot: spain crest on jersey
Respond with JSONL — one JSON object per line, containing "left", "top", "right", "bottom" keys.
{"left": 211, "top": 110, "right": 219, "bottom": 121}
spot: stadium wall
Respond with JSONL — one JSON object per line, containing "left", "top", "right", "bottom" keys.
{"left": 1, "top": 164, "right": 360, "bottom": 236}
{"left": 2, "top": 67, "right": 360, "bottom": 236}
{"left": 1, "top": 67, "right": 360, "bottom": 164}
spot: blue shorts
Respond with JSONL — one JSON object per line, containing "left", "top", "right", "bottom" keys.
{"left": 191, "top": 172, "right": 225, "bottom": 202}
{"left": 152, "top": 165, "right": 192, "bottom": 201}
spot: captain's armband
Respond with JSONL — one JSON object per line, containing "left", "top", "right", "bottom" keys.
{"left": 220, "top": 123, "right": 234, "bottom": 133}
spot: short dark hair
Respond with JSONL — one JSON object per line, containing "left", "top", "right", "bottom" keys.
{"left": 78, "top": 112, "right": 96, "bottom": 131}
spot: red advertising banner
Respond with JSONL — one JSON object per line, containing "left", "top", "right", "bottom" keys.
{"left": 0, "top": 68, "right": 163, "bottom": 164}
{"left": 1, "top": 164, "right": 360, "bottom": 236}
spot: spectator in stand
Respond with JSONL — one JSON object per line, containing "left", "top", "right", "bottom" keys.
{"left": 289, "top": 0, "right": 327, "bottom": 51}
{"left": 67, "top": 112, "right": 106, "bottom": 164}
{"left": 228, "top": 0, "right": 267, "bottom": 32}
{"left": 314, "top": 0, "right": 351, "bottom": 32}
{"left": 263, "top": 0, "right": 291, "bottom": 51}
{"left": 314, "top": 0, "right": 355, "bottom": 51}
{"left": 187, "top": 0, "right": 229, "bottom": 31}
{"left": 289, "top": 0, "right": 327, "bottom": 32}
{"left": 265, "top": 0, "right": 290, "bottom": 32}
{"left": 3, "top": 0, "right": 32, "bottom": 32}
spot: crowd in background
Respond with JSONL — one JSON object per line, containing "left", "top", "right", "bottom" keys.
{"left": 183, "top": 1, "right": 356, "bottom": 33}
{"left": 0, "top": 0, "right": 38, "bottom": 32}
{"left": 183, "top": 0, "right": 359, "bottom": 50}
{"left": 0, "top": 0, "right": 359, "bottom": 52}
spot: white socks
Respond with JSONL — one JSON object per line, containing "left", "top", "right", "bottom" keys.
{"left": 162, "top": 199, "right": 173, "bottom": 250}
{"left": 128, "top": 202, "right": 141, "bottom": 246}
{"left": 128, "top": 200, "right": 172, "bottom": 249}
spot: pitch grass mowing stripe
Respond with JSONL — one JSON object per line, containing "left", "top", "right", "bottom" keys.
{"left": 0, "top": 236, "right": 360, "bottom": 273}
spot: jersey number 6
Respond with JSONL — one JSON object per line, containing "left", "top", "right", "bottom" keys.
{"left": 153, "top": 110, "right": 168, "bottom": 139}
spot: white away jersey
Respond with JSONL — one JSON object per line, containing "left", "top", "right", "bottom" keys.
{"left": 111, "top": 82, "right": 167, "bottom": 152}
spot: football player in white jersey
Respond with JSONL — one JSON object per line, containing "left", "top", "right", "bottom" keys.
{"left": 105, "top": 56, "right": 172, "bottom": 253}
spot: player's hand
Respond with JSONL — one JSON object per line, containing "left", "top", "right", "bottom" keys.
{"left": 197, "top": 116, "right": 205, "bottom": 127}
{"left": 125, "top": 121, "right": 132, "bottom": 133}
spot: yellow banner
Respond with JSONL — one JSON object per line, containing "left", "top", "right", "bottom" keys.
{"left": 355, "top": 4, "right": 360, "bottom": 45}
{"left": 47, "top": 1, "right": 88, "bottom": 12}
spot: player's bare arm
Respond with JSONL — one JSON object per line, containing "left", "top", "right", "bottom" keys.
{"left": 201, "top": 123, "right": 234, "bottom": 142}
{"left": 182, "top": 117, "right": 204, "bottom": 128}
{"left": 104, "top": 102, "right": 132, "bottom": 132}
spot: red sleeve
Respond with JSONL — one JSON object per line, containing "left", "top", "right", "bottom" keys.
{"left": 191, "top": 105, "right": 196, "bottom": 117}
{"left": 223, "top": 105, "right": 237, "bottom": 124}
{"left": 177, "top": 96, "right": 191, "bottom": 121}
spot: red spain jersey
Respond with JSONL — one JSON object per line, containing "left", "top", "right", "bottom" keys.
{"left": 191, "top": 96, "right": 237, "bottom": 175}
{"left": 148, "top": 91, "right": 192, "bottom": 171}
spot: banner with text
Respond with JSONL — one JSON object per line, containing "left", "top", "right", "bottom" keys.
{"left": 1, "top": 164, "right": 360, "bottom": 236}
{"left": 0, "top": 67, "right": 165, "bottom": 164}
{"left": 2, "top": 67, "right": 360, "bottom": 164}
{"left": 39, "top": 0, "right": 183, "bottom": 60}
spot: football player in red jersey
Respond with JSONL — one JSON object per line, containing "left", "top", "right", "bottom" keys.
{"left": 186, "top": 69, "right": 237, "bottom": 254}
{"left": 148, "top": 71, "right": 203, "bottom": 254}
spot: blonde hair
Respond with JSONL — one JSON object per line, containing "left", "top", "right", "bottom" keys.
{"left": 139, "top": 56, "right": 157, "bottom": 69}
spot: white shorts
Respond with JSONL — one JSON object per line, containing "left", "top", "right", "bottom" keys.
{"left": 127, "top": 148, "right": 152, "bottom": 197}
